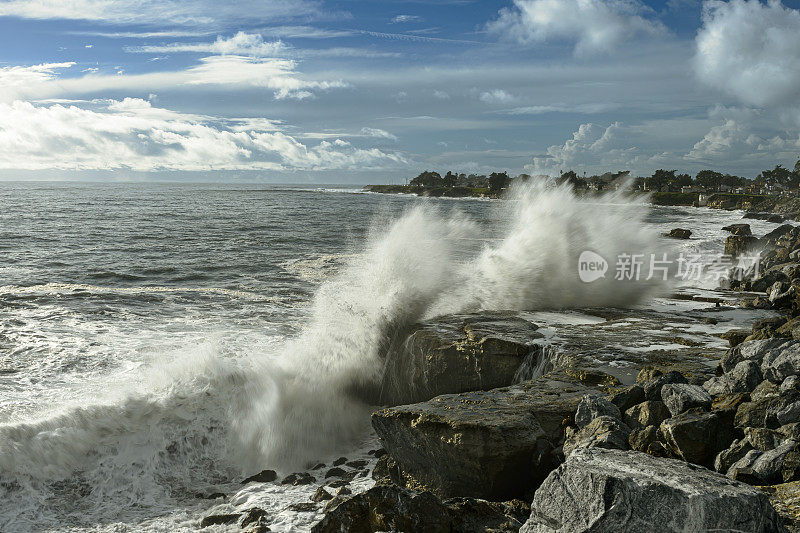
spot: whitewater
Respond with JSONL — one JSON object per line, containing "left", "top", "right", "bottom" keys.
{"left": 0, "top": 181, "right": 782, "bottom": 531}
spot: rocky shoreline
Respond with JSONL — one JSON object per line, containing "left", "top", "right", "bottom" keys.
{"left": 200, "top": 204, "right": 800, "bottom": 532}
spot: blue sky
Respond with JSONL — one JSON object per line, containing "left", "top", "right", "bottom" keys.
{"left": 0, "top": 0, "right": 799, "bottom": 182}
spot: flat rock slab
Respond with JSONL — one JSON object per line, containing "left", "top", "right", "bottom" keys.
{"left": 522, "top": 448, "right": 784, "bottom": 533}
{"left": 378, "top": 312, "right": 544, "bottom": 404}
{"left": 371, "top": 370, "right": 594, "bottom": 500}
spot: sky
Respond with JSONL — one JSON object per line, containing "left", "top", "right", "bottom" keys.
{"left": 0, "top": 0, "right": 799, "bottom": 183}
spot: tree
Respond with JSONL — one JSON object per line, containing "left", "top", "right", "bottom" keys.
{"left": 794, "top": 159, "right": 800, "bottom": 176}
{"left": 646, "top": 169, "right": 676, "bottom": 192}
{"left": 695, "top": 170, "right": 723, "bottom": 189}
{"left": 409, "top": 171, "right": 442, "bottom": 188}
{"left": 488, "top": 171, "right": 510, "bottom": 192}
{"left": 442, "top": 171, "right": 458, "bottom": 188}
{"left": 673, "top": 173, "right": 693, "bottom": 187}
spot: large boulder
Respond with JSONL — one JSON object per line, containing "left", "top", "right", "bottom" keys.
{"left": 704, "top": 360, "right": 763, "bottom": 396}
{"left": 520, "top": 448, "right": 783, "bottom": 532}
{"left": 723, "top": 223, "right": 753, "bottom": 236}
{"left": 574, "top": 394, "right": 620, "bottom": 428}
{"left": 725, "top": 235, "right": 759, "bottom": 258}
{"left": 642, "top": 371, "right": 688, "bottom": 401}
{"left": 761, "top": 341, "right": 800, "bottom": 384}
{"left": 661, "top": 383, "right": 712, "bottom": 416}
{"left": 719, "top": 339, "right": 793, "bottom": 374}
{"left": 377, "top": 313, "right": 544, "bottom": 404}
{"left": 371, "top": 371, "right": 593, "bottom": 500}
{"left": 760, "top": 480, "right": 800, "bottom": 531}
{"left": 666, "top": 228, "right": 692, "bottom": 239}
{"left": 624, "top": 401, "right": 671, "bottom": 430}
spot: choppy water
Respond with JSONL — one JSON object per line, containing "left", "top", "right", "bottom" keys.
{"left": 0, "top": 182, "right": 785, "bottom": 531}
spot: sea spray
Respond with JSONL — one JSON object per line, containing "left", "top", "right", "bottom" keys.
{"left": 0, "top": 181, "right": 676, "bottom": 530}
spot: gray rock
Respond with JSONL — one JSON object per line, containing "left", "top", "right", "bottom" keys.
{"left": 769, "top": 282, "right": 795, "bottom": 307}
{"left": 753, "top": 379, "right": 782, "bottom": 401}
{"left": 728, "top": 450, "right": 764, "bottom": 483}
{"left": 660, "top": 409, "right": 734, "bottom": 465}
{"left": 762, "top": 341, "right": 800, "bottom": 384}
{"left": 777, "top": 402, "right": 800, "bottom": 426}
{"left": 736, "top": 389, "right": 800, "bottom": 429}
{"left": 661, "top": 383, "right": 712, "bottom": 416}
{"left": 705, "top": 360, "right": 764, "bottom": 396}
{"left": 624, "top": 401, "right": 671, "bottom": 430}
{"left": 371, "top": 370, "right": 593, "bottom": 500}
{"left": 782, "top": 375, "right": 800, "bottom": 392}
{"left": 521, "top": 448, "right": 783, "bottom": 533}
{"left": 606, "top": 385, "right": 645, "bottom": 413}
{"left": 745, "top": 427, "right": 784, "bottom": 451}
{"left": 715, "top": 438, "right": 755, "bottom": 474}
{"left": 628, "top": 425, "right": 659, "bottom": 453}
{"left": 753, "top": 440, "right": 799, "bottom": 485}
{"left": 563, "top": 416, "right": 630, "bottom": 457}
{"left": 642, "top": 371, "right": 688, "bottom": 401}
{"left": 666, "top": 228, "right": 692, "bottom": 239}
{"left": 719, "top": 339, "right": 793, "bottom": 374}
{"left": 574, "top": 395, "right": 621, "bottom": 428}
{"left": 377, "top": 313, "right": 545, "bottom": 404}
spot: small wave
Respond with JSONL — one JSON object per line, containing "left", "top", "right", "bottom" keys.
{"left": 0, "top": 282, "right": 275, "bottom": 301}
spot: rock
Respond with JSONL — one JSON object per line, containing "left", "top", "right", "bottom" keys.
{"left": 778, "top": 403, "right": 800, "bottom": 426}
{"left": 242, "top": 469, "right": 278, "bottom": 484}
{"left": 725, "top": 235, "right": 759, "bottom": 258}
{"left": 760, "top": 480, "right": 800, "bottom": 531}
{"left": 574, "top": 395, "right": 621, "bottom": 428}
{"left": 335, "top": 487, "right": 352, "bottom": 497}
{"left": 325, "top": 467, "right": 347, "bottom": 479}
{"left": 333, "top": 457, "right": 347, "bottom": 466}
{"left": 311, "top": 487, "right": 333, "bottom": 502}
{"left": 636, "top": 367, "right": 663, "bottom": 384}
{"left": 310, "top": 484, "right": 451, "bottom": 533}
{"left": 520, "top": 448, "right": 783, "bottom": 533}
{"left": 623, "top": 401, "right": 671, "bottom": 430}
{"left": 753, "top": 379, "right": 783, "bottom": 401}
{"left": 646, "top": 440, "right": 669, "bottom": 458}
{"left": 377, "top": 313, "right": 544, "bottom": 404}
{"left": 628, "top": 425, "right": 659, "bottom": 452}
{"left": 642, "top": 371, "right": 688, "bottom": 401}
{"left": 729, "top": 450, "right": 764, "bottom": 484}
{"left": 754, "top": 441, "right": 800, "bottom": 484}
{"left": 444, "top": 498, "right": 530, "bottom": 533}
{"left": 783, "top": 376, "right": 800, "bottom": 392}
{"left": 346, "top": 460, "right": 367, "bottom": 469}
{"left": 371, "top": 371, "right": 594, "bottom": 500}
{"left": 286, "top": 502, "right": 317, "bottom": 512}
{"left": 746, "top": 428, "right": 784, "bottom": 451}
{"left": 723, "top": 223, "right": 753, "bottom": 236}
{"left": 715, "top": 438, "right": 756, "bottom": 474}
{"left": 660, "top": 409, "right": 734, "bottom": 465}
{"left": 240, "top": 508, "right": 269, "bottom": 529}
{"left": 751, "top": 316, "right": 792, "bottom": 341}
{"left": 563, "top": 416, "right": 630, "bottom": 456}
{"left": 666, "top": 228, "right": 692, "bottom": 239}
{"left": 661, "top": 383, "right": 712, "bottom": 416}
{"left": 372, "top": 454, "right": 403, "bottom": 486}
{"left": 770, "top": 282, "right": 795, "bottom": 307}
{"left": 705, "top": 360, "right": 763, "bottom": 396}
{"left": 200, "top": 513, "right": 240, "bottom": 528}
{"left": 721, "top": 329, "right": 750, "bottom": 347}
{"left": 606, "top": 385, "right": 645, "bottom": 413}
{"left": 780, "top": 423, "right": 800, "bottom": 442}
{"left": 762, "top": 341, "right": 800, "bottom": 383}
{"left": 719, "top": 339, "right": 794, "bottom": 374}
{"left": 281, "top": 472, "right": 315, "bottom": 486}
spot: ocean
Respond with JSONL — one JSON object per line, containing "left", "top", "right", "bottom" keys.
{"left": 0, "top": 182, "right": 784, "bottom": 531}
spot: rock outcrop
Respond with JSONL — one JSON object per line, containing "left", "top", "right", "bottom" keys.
{"left": 520, "top": 448, "right": 784, "bottom": 532}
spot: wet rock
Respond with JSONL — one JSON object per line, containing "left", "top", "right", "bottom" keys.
{"left": 712, "top": 392, "right": 751, "bottom": 413}
{"left": 200, "top": 513, "right": 240, "bottom": 528}
{"left": 761, "top": 341, "right": 800, "bottom": 383}
{"left": 628, "top": 425, "right": 659, "bottom": 452}
{"left": 445, "top": 498, "right": 530, "bottom": 533}
{"left": 574, "top": 395, "right": 620, "bottom": 428}
{"left": 642, "top": 371, "right": 688, "bottom": 401}
{"left": 333, "top": 457, "right": 347, "bottom": 466}
{"left": 371, "top": 370, "right": 593, "bottom": 500}
{"left": 770, "top": 282, "right": 796, "bottom": 308}
{"left": 377, "top": 313, "right": 544, "bottom": 404}
{"left": 725, "top": 235, "right": 759, "bottom": 258}
{"left": 660, "top": 409, "right": 734, "bottom": 465}
{"left": 520, "top": 448, "right": 783, "bottom": 533}
{"left": 240, "top": 508, "right": 269, "bottom": 529}
{"left": 636, "top": 366, "right": 663, "bottom": 384}
{"left": 286, "top": 502, "right": 317, "bottom": 512}
{"left": 736, "top": 389, "right": 800, "bottom": 429}
{"left": 623, "top": 401, "right": 671, "bottom": 430}
{"left": 322, "top": 496, "right": 347, "bottom": 513}
{"left": 563, "top": 416, "right": 630, "bottom": 456}
{"left": 661, "top": 383, "right": 712, "bottom": 416}
{"left": 325, "top": 467, "right": 347, "bottom": 479}
{"left": 723, "top": 223, "right": 752, "bottom": 236}
{"left": 311, "top": 485, "right": 451, "bottom": 533}
{"left": 750, "top": 316, "right": 792, "bottom": 341}
{"left": 281, "top": 472, "right": 315, "bottom": 486}
{"left": 335, "top": 486, "right": 352, "bottom": 497}
{"left": 346, "top": 460, "right": 367, "bottom": 469}
{"left": 311, "top": 487, "right": 333, "bottom": 502}
{"left": 371, "top": 454, "right": 403, "bottom": 486}
{"left": 666, "top": 228, "right": 692, "bottom": 239}
{"left": 242, "top": 469, "right": 278, "bottom": 484}
{"left": 721, "top": 329, "right": 750, "bottom": 347}
{"left": 606, "top": 385, "right": 645, "bottom": 413}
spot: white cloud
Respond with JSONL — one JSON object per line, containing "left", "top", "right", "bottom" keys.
{"left": 0, "top": 62, "right": 75, "bottom": 88}
{"left": 391, "top": 15, "right": 423, "bottom": 23}
{"left": 487, "top": 0, "right": 665, "bottom": 55}
{"left": 479, "top": 89, "right": 516, "bottom": 104}
{"left": 0, "top": 99, "right": 408, "bottom": 172}
{"left": 0, "top": 0, "right": 319, "bottom": 25}
{"left": 126, "top": 32, "right": 289, "bottom": 57}
{"left": 433, "top": 90, "right": 449, "bottom": 100}
{"left": 505, "top": 103, "right": 619, "bottom": 114}
{"left": 694, "top": 0, "right": 800, "bottom": 107}
{"left": 359, "top": 127, "right": 398, "bottom": 141}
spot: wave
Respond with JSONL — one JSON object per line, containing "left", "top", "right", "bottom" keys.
{"left": 0, "top": 181, "right": 674, "bottom": 530}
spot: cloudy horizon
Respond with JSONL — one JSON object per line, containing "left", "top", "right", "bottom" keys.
{"left": 1, "top": 0, "right": 799, "bottom": 183}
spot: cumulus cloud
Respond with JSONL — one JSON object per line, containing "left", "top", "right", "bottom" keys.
{"left": 0, "top": 62, "right": 75, "bottom": 87}
{"left": 694, "top": 0, "right": 800, "bottom": 107}
{"left": 0, "top": 0, "right": 319, "bottom": 25}
{"left": 487, "top": 0, "right": 665, "bottom": 55}
{"left": 479, "top": 89, "right": 517, "bottom": 104}
{"left": 0, "top": 99, "right": 408, "bottom": 172}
